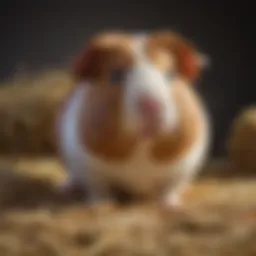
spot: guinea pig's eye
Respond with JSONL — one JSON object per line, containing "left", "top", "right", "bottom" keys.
{"left": 110, "top": 68, "right": 127, "bottom": 84}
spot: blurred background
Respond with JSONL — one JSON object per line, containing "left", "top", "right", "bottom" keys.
{"left": 0, "top": 1, "right": 253, "bottom": 157}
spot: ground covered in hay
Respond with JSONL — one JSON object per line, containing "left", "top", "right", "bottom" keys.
{"left": 0, "top": 158, "right": 255, "bottom": 256}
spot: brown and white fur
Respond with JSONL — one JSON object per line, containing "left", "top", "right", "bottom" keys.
{"left": 55, "top": 31, "right": 210, "bottom": 207}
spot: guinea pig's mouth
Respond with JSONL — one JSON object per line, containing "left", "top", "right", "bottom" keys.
{"left": 135, "top": 96, "right": 166, "bottom": 138}
{"left": 138, "top": 115, "right": 163, "bottom": 138}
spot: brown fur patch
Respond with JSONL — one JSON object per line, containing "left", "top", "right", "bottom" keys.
{"left": 151, "top": 80, "right": 204, "bottom": 163}
{"left": 79, "top": 84, "right": 139, "bottom": 161}
{"left": 146, "top": 31, "right": 203, "bottom": 82}
{"left": 148, "top": 48, "right": 176, "bottom": 72}
{"left": 73, "top": 33, "right": 134, "bottom": 82}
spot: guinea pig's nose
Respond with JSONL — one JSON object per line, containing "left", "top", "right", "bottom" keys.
{"left": 137, "top": 96, "right": 161, "bottom": 116}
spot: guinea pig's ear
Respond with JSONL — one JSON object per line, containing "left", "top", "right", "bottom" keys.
{"left": 73, "top": 42, "right": 108, "bottom": 80}
{"left": 174, "top": 37, "right": 210, "bottom": 83}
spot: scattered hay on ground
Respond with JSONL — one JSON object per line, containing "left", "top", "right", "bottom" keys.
{"left": 0, "top": 157, "right": 255, "bottom": 255}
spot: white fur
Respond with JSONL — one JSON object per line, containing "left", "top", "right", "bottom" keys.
{"left": 132, "top": 33, "right": 148, "bottom": 59}
{"left": 123, "top": 36, "right": 178, "bottom": 134}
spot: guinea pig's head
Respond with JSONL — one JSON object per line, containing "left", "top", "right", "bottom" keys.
{"left": 73, "top": 31, "right": 208, "bottom": 139}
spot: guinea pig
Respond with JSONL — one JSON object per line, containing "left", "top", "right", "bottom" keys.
{"left": 55, "top": 30, "right": 211, "bottom": 207}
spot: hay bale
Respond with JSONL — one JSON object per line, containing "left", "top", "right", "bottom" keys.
{"left": 0, "top": 70, "right": 73, "bottom": 155}
{"left": 227, "top": 106, "right": 256, "bottom": 173}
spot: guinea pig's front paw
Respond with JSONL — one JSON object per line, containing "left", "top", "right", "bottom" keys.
{"left": 57, "top": 179, "right": 86, "bottom": 200}
{"left": 162, "top": 192, "right": 183, "bottom": 209}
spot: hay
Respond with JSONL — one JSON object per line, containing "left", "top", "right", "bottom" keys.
{"left": 0, "top": 157, "right": 255, "bottom": 255}
{"left": 0, "top": 70, "right": 73, "bottom": 155}
{"left": 227, "top": 106, "right": 256, "bottom": 173}
{"left": 0, "top": 204, "right": 255, "bottom": 256}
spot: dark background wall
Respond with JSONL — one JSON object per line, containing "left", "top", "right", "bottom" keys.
{"left": 0, "top": 1, "right": 253, "bottom": 156}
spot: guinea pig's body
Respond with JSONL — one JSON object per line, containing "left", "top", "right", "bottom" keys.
{"left": 55, "top": 31, "right": 210, "bottom": 206}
